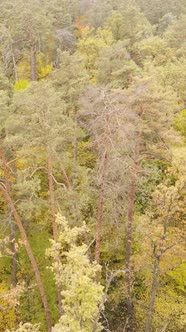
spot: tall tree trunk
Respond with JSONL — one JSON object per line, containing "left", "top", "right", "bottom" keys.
{"left": 125, "top": 145, "right": 139, "bottom": 331}
{"left": 125, "top": 103, "right": 144, "bottom": 330}
{"left": 0, "top": 138, "right": 18, "bottom": 287}
{"left": 11, "top": 50, "right": 19, "bottom": 82}
{"left": 47, "top": 152, "right": 63, "bottom": 316}
{"left": 0, "top": 140, "right": 52, "bottom": 332}
{"left": 10, "top": 222, "right": 17, "bottom": 286}
{"left": 145, "top": 258, "right": 160, "bottom": 332}
{"left": 12, "top": 51, "right": 19, "bottom": 82}
{"left": 95, "top": 150, "right": 107, "bottom": 265}
{"left": 30, "top": 46, "right": 37, "bottom": 81}
{"left": 125, "top": 165, "right": 137, "bottom": 331}
{"left": 72, "top": 109, "right": 78, "bottom": 188}
{"left": 10, "top": 158, "right": 18, "bottom": 287}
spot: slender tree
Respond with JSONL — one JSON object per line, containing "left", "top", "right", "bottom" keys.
{"left": 144, "top": 178, "right": 185, "bottom": 332}
{"left": 0, "top": 138, "right": 52, "bottom": 332}
{"left": 0, "top": 0, "right": 54, "bottom": 81}
{"left": 10, "top": 80, "right": 76, "bottom": 314}
{"left": 123, "top": 76, "right": 178, "bottom": 331}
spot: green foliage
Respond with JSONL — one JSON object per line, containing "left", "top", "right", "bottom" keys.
{"left": 51, "top": 51, "right": 88, "bottom": 108}
{"left": 135, "top": 36, "right": 172, "bottom": 65}
{"left": 77, "top": 27, "right": 113, "bottom": 81}
{"left": 105, "top": 8, "right": 152, "bottom": 42}
{"left": 0, "top": 1, "right": 186, "bottom": 331}
{"left": 136, "top": 0, "right": 186, "bottom": 24}
{"left": 97, "top": 40, "right": 141, "bottom": 87}
{"left": 175, "top": 109, "right": 186, "bottom": 138}
{"left": 164, "top": 14, "right": 186, "bottom": 52}
{"left": 18, "top": 225, "right": 58, "bottom": 330}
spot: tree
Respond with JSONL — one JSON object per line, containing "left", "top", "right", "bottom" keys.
{"left": 164, "top": 14, "right": 186, "bottom": 55}
{"left": 0, "top": 70, "right": 18, "bottom": 287}
{"left": 131, "top": 143, "right": 186, "bottom": 332}
{"left": 0, "top": 72, "right": 52, "bottom": 331}
{"left": 123, "top": 75, "right": 178, "bottom": 331}
{"left": 77, "top": 27, "right": 113, "bottom": 81}
{"left": 10, "top": 79, "right": 76, "bottom": 315}
{"left": 48, "top": 214, "right": 104, "bottom": 332}
{"left": 0, "top": 24, "right": 19, "bottom": 81}
{"left": 0, "top": 140, "right": 52, "bottom": 332}
{"left": 144, "top": 185, "right": 184, "bottom": 332}
{"left": 80, "top": 86, "right": 138, "bottom": 269}
{"left": 80, "top": 0, "right": 113, "bottom": 28}
{"left": 0, "top": 0, "right": 54, "bottom": 81}
{"left": 136, "top": 0, "right": 186, "bottom": 24}
{"left": 97, "top": 40, "right": 141, "bottom": 88}
{"left": 0, "top": 1, "right": 186, "bottom": 331}
{"left": 105, "top": 7, "right": 152, "bottom": 43}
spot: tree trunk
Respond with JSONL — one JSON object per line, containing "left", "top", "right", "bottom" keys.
{"left": 125, "top": 165, "right": 137, "bottom": 331}
{"left": 61, "top": 166, "right": 71, "bottom": 189}
{"left": 125, "top": 144, "right": 139, "bottom": 331}
{"left": 72, "top": 109, "right": 78, "bottom": 188}
{"left": 145, "top": 258, "right": 160, "bottom": 332}
{"left": 95, "top": 150, "right": 107, "bottom": 265}
{"left": 47, "top": 153, "right": 58, "bottom": 240}
{"left": 0, "top": 140, "right": 52, "bottom": 332}
{"left": 9, "top": 158, "right": 18, "bottom": 287}
{"left": 47, "top": 152, "right": 63, "bottom": 316}
{"left": 11, "top": 49, "right": 19, "bottom": 82}
{"left": 2, "top": 149, "right": 18, "bottom": 287}
{"left": 10, "top": 222, "right": 17, "bottom": 286}
{"left": 125, "top": 101, "right": 144, "bottom": 330}
{"left": 30, "top": 46, "right": 37, "bottom": 81}
{"left": 7, "top": 29, "right": 19, "bottom": 81}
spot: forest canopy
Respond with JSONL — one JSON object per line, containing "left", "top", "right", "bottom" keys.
{"left": 0, "top": 1, "right": 185, "bottom": 332}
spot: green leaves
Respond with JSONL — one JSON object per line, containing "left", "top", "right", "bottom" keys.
{"left": 175, "top": 109, "right": 186, "bottom": 138}
{"left": 0, "top": 1, "right": 186, "bottom": 331}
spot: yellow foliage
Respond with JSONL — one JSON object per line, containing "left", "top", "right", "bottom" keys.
{"left": 0, "top": 282, "right": 17, "bottom": 332}
{"left": 16, "top": 53, "right": 53, "bottom": 81}
{"left": 14, "top": 80, "right": 29, "bottom": 91}
{"left": 77, "top": 27, "right": 113, "bottom": 81}
{"left": 15, "top": 147, "right": 46, "bottom": 170}
{"left": 37, "top": 53, "right": 53, "bottom": 78}
{"left": 38, "top": 64, "right": 53, "bottom": 78}
{"left": 37, "top": 53, "right": 53, "bottom": 79}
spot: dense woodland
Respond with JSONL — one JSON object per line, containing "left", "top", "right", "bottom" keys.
{"left": 0, "top": 0, "right": 186, "bottom": 331}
